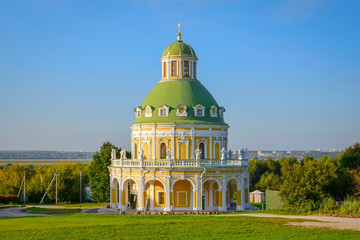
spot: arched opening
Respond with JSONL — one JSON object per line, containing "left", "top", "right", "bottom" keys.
{"left": 202, "top": 179, "right": 220, "bottom": 211}
{"left": 133, "top": 143, "right": 138, "bottom": 160}
{"left": 143, "top": 142, "right": 150, "bottom": 160}
{"left": 199, "top": 142, "right": 205, "bottom": 159}
{"left": 160, "top": 142, "right": 166, "bottom": 159}
{"left": 111, "top": 178, "right": 119, "bottom": 208}
{"left": 173, "top": 179, "right": 193, "bottom": 210}
{"left": 214, "top": 143, "right": 220, "bottom": 159}
{"left": 144, "top": 180, "right": 166, "bottom": 211}
{"left": 179, "top": 142, "right": 187, "bottom": 159}
{"left": 122, "top": 179, "right": 138, "bottom": 210}
{"left": 226, "top": 179, "right": 239, "bottom": 210}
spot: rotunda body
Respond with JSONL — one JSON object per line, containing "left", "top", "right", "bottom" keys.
{"left": 109, "top": 31, "right": 250, "bottom": 212}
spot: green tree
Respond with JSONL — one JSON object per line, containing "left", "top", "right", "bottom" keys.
{"left": 280, "top": 157, "right": 337, "bottom": 210}
{"left": 340, "top": 143, "right": 360, "bottom": 171}
{"left": 89, "top": 141, "right": 119, "bottom": 202}
{"left": 255, "top": 172, "right": 282, "bottom": 191}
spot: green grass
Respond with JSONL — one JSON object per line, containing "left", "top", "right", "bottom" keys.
{"left": 0, "top": 214, "right": 359, "bottom": 239}
{"left": 55, "top": 202, "right": 108, "bottom": 209}
{"left": 250, "top": 202, "right": 265, "bottom": 209}
{"left": 22, "top": 207, "right": 82, "bottom": 214}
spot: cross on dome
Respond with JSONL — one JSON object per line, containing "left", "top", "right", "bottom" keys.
{"left": 177, "top": 21, "right": 181, "bottom": 41}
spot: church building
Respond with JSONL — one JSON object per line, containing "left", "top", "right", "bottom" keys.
{"left": 109, "top": 27, "right": 250, "bottom": 212}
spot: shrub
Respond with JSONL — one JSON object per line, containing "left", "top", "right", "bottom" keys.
{"left": 319, "top": 197, "right": 338, "bottom": 214}
{"left": 0, "top": 194, "right": 19, "bottom": 204}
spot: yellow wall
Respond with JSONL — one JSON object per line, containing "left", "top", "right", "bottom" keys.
{"left": 173, "top": 180, "right": 191, "bottom": 208}
{"left": 218, "top": 191, "right": 222, "bottom": 207}
{"left": 121, "top": 190, "right": 125, "bottom": 205}
{"left": 179, "top": 142, "right": 187, "bottom": 159}
{"left": 237, "top": 190, "right": 241, "bottom": 205}
{"left": 245, "top": 189, "right": 249, "bottom": 203}
{"left": 215, "top": 143, "right": 220, "bottom": 159}
{"left": 111, "top": 189, "right": 116, "bottom": 203}
{"left": 154, "top": 181, "right": 165, "bottom": 207}
{"left": 143, "top": 142, "right": 150, "bottom": 159}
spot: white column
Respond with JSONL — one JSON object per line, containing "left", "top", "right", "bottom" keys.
{"left": 139, "top": 126, "right": 142, "bottom": 160}
{"left": 152, "top": 126, "right": 156, "bottom": 160}
{"left": 179, "top": 58, "right": 182, "bottom": 78}
{"left": 209, "top": 182, "right": 214, "bottom": 210}
{"left": 222, "top": 188, "right": 227, "bottom": 211}
{"left": 110, "top": 182, "right": 113, "bottom": 208}
{"left": 196, "top": 176, "right": 201, "bottom": 211}
{"left": 167, "top": 58, "right": 170, "bottom": 79}
{"left": 118, "top": 185, "right": 122, "bottom": 210}
{"left": 150, "top": 183, "right": 155, "bottom": 211}
{"left": 241, "top": 176, "right": 245, "bottom": 210}
{"left": 222, "top": 176, "right": 227, "bottom": 211}
{"left": 165, "top": 176, "right": 171, "bottom": 211}
{"left": 209, "top": 129, "right": 213, "bottom": 159}
{"left": 191, "top": 127, "right": 195, "bottom": 159}
{"left": 171, "top": 126, "right": 175, "bottom": 159}
{"left": 137, "top": 176, "right": 144, "bottom": 211}
{"left": 191, "top": 60, "right": 193, "bottom": 78}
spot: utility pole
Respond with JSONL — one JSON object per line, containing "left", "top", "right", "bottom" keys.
{"left": 23, "top": 171, "right": 26, "bottom": 205}
{"left": 55, "top": 170, "right": 58, "bottom": 205}
{"left": 79, "top": 170, "right": 82, "bottom": 203}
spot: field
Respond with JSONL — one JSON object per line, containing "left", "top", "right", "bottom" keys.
{"left": 0, "top": 214, "right": 359, "bottom": 239}
{"left": 0, "top": 159, "right": 91, "bottom": 166}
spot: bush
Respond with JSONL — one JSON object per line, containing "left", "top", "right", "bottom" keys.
{"left": 339, "top": 197, "right": 360, "bottom": 215}
{"left": 0, "top": 194, "right": 19, "bottom": 204}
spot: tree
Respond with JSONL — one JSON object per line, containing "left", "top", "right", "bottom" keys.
{"left": 89, "top": 141, "right": 119, "bottom": 202}
{"left": 349, "top": 167, "right": 360, "bottom": 198}
{"left": 255, "top": 172, "right": 282, "bottom": 191}
{"left": 280, "top": 157, "right": 337, "bottom": 210}
{"left": 340, "top": 143, "right": 360, "bottom": 171}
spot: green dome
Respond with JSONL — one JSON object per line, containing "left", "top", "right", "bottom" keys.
{"left": 135, "top": 80, "right": 225, "bottom": 124}
{"left": 162, "top": 40, "right": 196, "bottom": 57}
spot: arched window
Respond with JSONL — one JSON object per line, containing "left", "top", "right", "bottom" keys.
{"left": 160, "top": 142, "right": 166, "bottom": 159}
{"left": 199, "top": 142, "right": 205, "bottom": 159}
{"left": 183, "top": 61, "right": 189, "bottom": 77}
{"left": 133, "top": 143, "right": 138, "bottom": 160}
{"left": 171, "top": 61, "right": 177, "bottom": 76}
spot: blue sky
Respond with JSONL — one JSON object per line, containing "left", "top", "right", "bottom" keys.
{"left": 0, "top": 0, "right": 359, "bottom": 152}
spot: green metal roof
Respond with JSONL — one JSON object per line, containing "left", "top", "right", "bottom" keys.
{"left": 134, "top": 80, "right": 225, "bottom": 124}
{"left": 162, "top": 41, "right": 196, "bottom": 57}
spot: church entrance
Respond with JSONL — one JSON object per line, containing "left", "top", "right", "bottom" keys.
{"left": 202, "top": 179, "right": 220, "bottom": 211}
{"left": 122, "top": 179, "right": 138, "bottom": 210}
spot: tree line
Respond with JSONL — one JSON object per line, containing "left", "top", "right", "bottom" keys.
{"left": 0, "top": 162, "right": 89, "bottom": 203}
{"left": 249, "top": 143, "right": 360, "bottom": 213}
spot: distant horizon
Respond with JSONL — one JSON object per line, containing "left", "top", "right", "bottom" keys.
{"left": 0, "top": 147, "right": 346, "bottom": 152}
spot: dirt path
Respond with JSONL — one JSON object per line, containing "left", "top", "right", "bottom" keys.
{"left": 230, "top": 213, "right": 360, "bottom": 232}
{"left": 0, "top": 208, "right": 51, "bottom": 218}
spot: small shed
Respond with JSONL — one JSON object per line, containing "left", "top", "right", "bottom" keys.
{"left": 250, "top": 190, "right": 265, "bottom": 203}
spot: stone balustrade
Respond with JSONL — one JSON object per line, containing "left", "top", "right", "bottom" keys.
{"left": 111, "top": 159, "right": 246, "bottom": 168}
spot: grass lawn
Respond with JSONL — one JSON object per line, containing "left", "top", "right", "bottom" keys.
{"left": 0, "top": 214, "right": 359, "bottom": 239}
{"left": 22, "top": 207, "right": 82, "bottom": 214}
